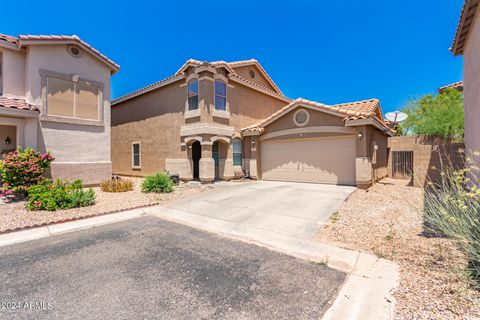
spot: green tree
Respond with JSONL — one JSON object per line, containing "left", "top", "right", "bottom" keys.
{"left": 400, "top": 88, "right": 464, "bottom": 141}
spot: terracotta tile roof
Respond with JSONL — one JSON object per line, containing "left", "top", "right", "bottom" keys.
{"left": 175, "top": 58, "right": 283, "bottom": 95}
{"left": 0, "top": 97, "right": 38, "bottom": 112}
{"left": 438, "top": 81, "right": 464, "bottom": 93}
{"left": 114, "top": 59, "right": 290, "bottom": 105}
{"left": 111, "top": 74, "right": 184, "bottom": 105}
{"left": 224, "top": 59, "right": 258, "bottom": 67}
{"left": 242, "top": 98, "right": 386, "bottom": 133}
{"left": 0, "top": 33, "right": 119, "bottom": 73}
{"left": 174, "top": 59, "right": 207, "bottom": 75}
{"left": 451, "top": 0, "right": 479, "bottom": 55}
{"left": 18, "top": 34, "right": 120, "bottom": 72}
{"left": 0, "top": 33, "right": 18, "bottom": 46}
{"left": 332, "top": 99, "right": 380, "bottom": 118}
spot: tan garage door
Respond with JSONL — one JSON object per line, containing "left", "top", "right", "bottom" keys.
{"left": 261, "top": 136, "right": 356, "bottom": 185}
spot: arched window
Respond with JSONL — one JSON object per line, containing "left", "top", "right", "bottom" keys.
{"left": 232, "top": 139, "right": 242, "bottom": 166}
{"left": 215, "top": 80, "right": 227, "bottom": 111}
{"left": 188, "top": 79, "right": 198, "bottom": 110}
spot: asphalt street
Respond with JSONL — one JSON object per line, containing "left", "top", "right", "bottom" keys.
{"left": 0, "top": 216, "right": 345, "bottom": 320}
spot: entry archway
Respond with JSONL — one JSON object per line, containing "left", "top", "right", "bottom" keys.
{"left": 191, "top": 141, "right": 201, "bottom": 180}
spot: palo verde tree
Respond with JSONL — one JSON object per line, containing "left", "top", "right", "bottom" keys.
{"left": 400, "top": 88, "right": 464, "bottom": 141}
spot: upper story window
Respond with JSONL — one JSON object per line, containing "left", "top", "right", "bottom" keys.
{"left": 187, "top": 79, "right": 198, "bottom": 110}
{"left": 214, "top": 80, "right": 227, "bottom": 111}
{"left": 46, "top": 77, "right": 100, "bottom": 121}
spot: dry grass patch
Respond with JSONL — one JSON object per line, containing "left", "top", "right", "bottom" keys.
{"left": 100, "top": 178, "right": 134, "bottom": 192}
{"left": 318, "top": 178, "right": 480, "bottom": 320}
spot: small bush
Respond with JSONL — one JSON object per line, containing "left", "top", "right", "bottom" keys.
{"left": 100, "top": 178, "right": 133, "bottom": 192}
{"left": 25, "top": 179, "right": 96, "bottom": 211}
{"left": 0, "top": 147, "right": 54, "bottom": 197}
{"left": 142, "top": 172, "right": 174, "bottom": 193}
{"left": 424, "top": 152, "right": 480, "bottom": 278}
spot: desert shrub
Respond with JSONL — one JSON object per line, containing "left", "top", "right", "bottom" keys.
{"left": 141, "top": 172, "right": 173, "bottom": 193}
{"left": 423, "top": 152, "right": 480, "bottom": 278}
{"left": 25, "top": 179, "right": 95, "bottom": 211}
{"left": 401, "top": 88, "right": 464, "bottom": 140}
{"left": 100, "top": 178, "right": 133, "bottom": 192}
{"left": 0, "top": 147, "right": 54, "bottom": 198}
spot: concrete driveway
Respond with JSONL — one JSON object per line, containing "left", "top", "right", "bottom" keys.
{"left": 0, "top": 217, "right": 345, "bottom": 320}
{"left": 168, "top": 181, "right": 356, "bottom": 240}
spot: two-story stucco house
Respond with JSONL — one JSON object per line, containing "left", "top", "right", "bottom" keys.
{"left": 0, "top": 34, "right": 119, "bottom": 184}
{"left": 451, "top": 0, "right": 480, "bottom": 154}
{"left": 111, "top": 59, "right": 393, "bottom": 188}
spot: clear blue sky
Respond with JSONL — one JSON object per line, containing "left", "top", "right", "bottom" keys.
{"left": 2, "top": 0, "right": 464, "bottom": 114}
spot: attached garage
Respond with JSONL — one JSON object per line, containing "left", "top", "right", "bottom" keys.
{"left": 261, "top": 136, "right": 356, "bottom": 185}
{"left": 242, "top": 98, "right": 394, "bottom": 188}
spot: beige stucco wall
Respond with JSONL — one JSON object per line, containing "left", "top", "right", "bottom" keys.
{"left": 227, "top": 82, "right": 288, "bottom": 130}
{"left": 111, "top": 74, "right": 287, "bottom": 177}
{"left": 111, "top": 81, "right": 185, "bottom": 175}
{"left": 367, "top": 126, "right": 388, "bottom": 180}
{"left": 262, "top": 108, "right": 344, "bottom": 134}
{"left": 1, "top": 44, "right": 114, "bottom": 184}
{"left": 1, "top": 49, "right": 26, "bottom": 98}
{"left": 231, "top": 65, "right": 278, "bottom": 92}
{"left": 463, "top": 11, "right": 480, "bottom": 154}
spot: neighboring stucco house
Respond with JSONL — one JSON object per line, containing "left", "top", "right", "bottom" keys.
{"left": 0, "top": 34, "right": 119, "bottom": 184}
{"left": 451, "top": 0, "right": 480, "bottom": 154}
{"left": 111, "top": 59, "right": 393, "bottom": 187}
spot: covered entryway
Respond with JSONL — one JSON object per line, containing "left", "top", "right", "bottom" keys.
{"left": 260, "top": 136, "right": 356, "bottom": 185}
{"left": 0, "top": 125, "right": 16, "bottom": 155}
{"left": 192, "top": 141, "right": 201, "bottom": 180}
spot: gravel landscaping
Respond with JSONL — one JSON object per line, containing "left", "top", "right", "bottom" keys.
{"left": 0, "top": 178, "right": 209, "bottom": 233}
{"left": 317, "top": 178, "right": 480, "bottom": 320}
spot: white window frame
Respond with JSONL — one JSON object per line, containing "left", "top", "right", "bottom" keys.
{"left": 132, "top": 142, "right": 141, "bottom": 169}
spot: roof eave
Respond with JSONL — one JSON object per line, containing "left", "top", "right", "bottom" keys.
{"left": 451, "top": 0, "right": 480, "bottom": 56}
{"left": 18, "top": 37, "right": 120, "bottom": 74}
{"left": 112, "top": 74, "right": 185, "bottom": 105}
{"left": 344, "top": 117, "right": 395, "bottom": 136}
{"left": 0, "top": 41, "right": 20, "bottom": 51}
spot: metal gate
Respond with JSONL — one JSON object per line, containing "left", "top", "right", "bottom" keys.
{"left": 392, "top": 151, "right": 413, "bottom": 180}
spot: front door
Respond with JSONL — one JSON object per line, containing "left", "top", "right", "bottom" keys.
{"left": 192, "top": 141, "right": 201, "bottom": 180}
